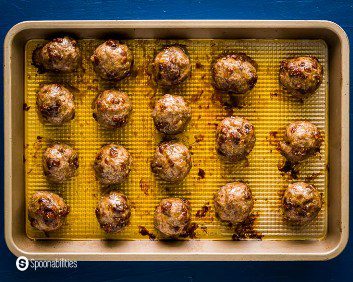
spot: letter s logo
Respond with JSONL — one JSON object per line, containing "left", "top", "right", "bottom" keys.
{"left": 16, "top": 256, "right": 29, "bottom": 271}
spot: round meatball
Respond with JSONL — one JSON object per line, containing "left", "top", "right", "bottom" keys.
{"left": 94, "top": 144, "right": 132, "bottom": 185}
{"left": 216, "top": 116, "right": 256, "bottom": 162}
{"left": 28, "top": 191, "right": 70, "bottom": 232}
{"left": 95, "top": 191, "right": 131, "bottom": 233}
{"left": 279, "top": 56, "right": 323, "bottom": 98}
{"left": 279, "top": 121, "right": 322, "bottom": 163}
{"left": 152, "top": 94, "right": 191, "bottom": 134}
{"left": 90, "top": 40, "right": 133, "bottom": 81}
{"left": 32, "top": 37, "right": 81, "bottom": 72}
{"left": 214, "top": 182, "right": 254, "bottom": 224}
{"left": 282, "top": 182, "right": 322, "bottom": 225}
{"left": 93, "top": 90, "right": 132, "bottom": 129}
{"left": 212, "top": 53, "right": 258, "bottom": 94}
{"left": 151, "top": 141, "right": 192, "bottom": 183}
{"left": 36, "top": 84, "right": 75, "bottom": 125}
{"left": 154, "top": 198, "right": 192, "bottom": 237}
{"left": 43, "top": 143, "right": 79, "bottom": 184}
{"left": 150, "top": 46, "right": 191, "bottom": 87}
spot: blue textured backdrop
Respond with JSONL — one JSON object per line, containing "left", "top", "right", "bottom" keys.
{"left": 1, "top": 0, "right": 352, "bottom": 281}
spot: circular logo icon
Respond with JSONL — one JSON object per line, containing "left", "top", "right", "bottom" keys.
{"left": 16, "top": 256, "right": 29, "bottom": 271}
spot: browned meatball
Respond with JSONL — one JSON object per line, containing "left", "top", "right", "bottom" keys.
{"left": 279, "top": 56, "right": 323, "bottom": 98}
{"left": 93, "top": 90, "right": 132, "bottom": 129}
{"left": 95, "top": 191, "right": 131, "bottom": 233}
{"left": 33, "top": 37, "right": 81, "bottom": 72}
{"left": 212, "top": 53, "right": 258, "bottom": 94}
{"left": 42, "top": 143, "right": 79, "bottom": 184}
{"left": 154, "top": 198, "right": 192, "bottom": 237}
{"left": 28, "top": 191, "right": 70, "bottom": 232}
{"left": 150, "top": 46, "right": 191, "bottom": 87}
{"left": 214, "top": 182, "right": 254, "bottom": 224}
{"left": 216, "top": 116, "right": 256, "bottom": 162}
{"left": 90, "top": 40, "right": 133, "bottom": 81}
{"left": 282, "top": 182, "right": 322, "bottom": 225}
{"left": 36, "top": 84, "right": 75, "bottom": 125}
{"left": 94, "top": 144, "right": 132, "bottom": 185}
{"left": 152, "top": 94, "right": 191, "bottom": 135}
{"left": 151, "top": 141, "right": 192, "bottom": 183}
{"left": 279, "top": 121, "right": 322, "bottom": 163}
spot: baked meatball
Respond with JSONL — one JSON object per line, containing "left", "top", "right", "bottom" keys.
{"left": 214, "top": 182, "right": 254, "bottom": 224}
{"left": 279, "top": 121, "right": 322, "bottom": 163}
{"left": 93, "top": 90, "right": 132, "bottom": 129}
{"left": 282, "top": 182, "right": 322, "bottom": 225}
{"left": 94, "top": 144, "right": 132, "bottom": 185}
{"left": 32, "top": 37, "right": 81, "bottom": 72}
{"left": 28, "top": 191, "right": 70, "bottom": 232}
{"left": 151, "top": 141, "right": 192, "bottom": 183}
{"left": 90, "top": 40, "right": 133, "bottom": 81}
{"left": 154, "top": 198, "right": 192, "bottom": 237}
{"left": 212, "top": 53, "right": 258, "bottom": 94}
{"left": 95, "top": 191, "right": 131, "bottom": 233}
{"left": 36, "top": 84, "right": 75, "bottom": 125}
{"left": 279, "top": 56, "right": 323, "bottom": 98}
{"left": 152, "top": 94, "right": 191, "bottom": 134}
{"left": 43, "top": 143, "right": 79, "bottom": 184}
{"left": 216, "top": 116, "right": 256, "bottom": 162}
{"left": 150, "top": 46, "right": 191, "bottom": 87}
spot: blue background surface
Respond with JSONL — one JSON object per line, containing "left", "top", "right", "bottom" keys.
{"left": 0, "top": 0, "right": 352, "bottom": 281}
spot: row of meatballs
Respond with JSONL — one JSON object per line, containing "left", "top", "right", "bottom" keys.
{"left": 37, "top": 83, "right": 191, "bottom": 135}
{"left": 33, "top": 37, "right": 323, "bottom": 97}
{"left": 39, "top": 115, "right": 322, "bottom": 187}
{"left": 28, "top": 180, "right": 322, "bottom": 236}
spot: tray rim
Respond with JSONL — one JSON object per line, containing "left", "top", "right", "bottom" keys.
{"left": 3, "top": 20, "right": 349, "bottom": 261}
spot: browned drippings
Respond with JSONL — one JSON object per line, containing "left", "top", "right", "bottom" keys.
{"left": 268, "top": 131, "right": 279, "bottom": 146}
{"left": 138, "top": 226, "right": 156, "bottom": 240}
{"left": 139, "top": 179, "right": 150, "bottom": 196}
{"left": 180, "top": 222, "right": 199, "bottom": 239}
{"left": 231, "top": 214, "right": 263, "bottom": 241}
{"left": 195, "top": 202, "right": 210, "bottom": 218}
{"left": 23, "top": 103, "right": 31, "bottom": 111}
{"left": 194, "top": 134, "right": 204, "bottom": 143}
{"left": 197, "top": 168, "right": 206, "bottom": 179}
{"left": 278, "top": 160, "right": 299, "bottom": 179}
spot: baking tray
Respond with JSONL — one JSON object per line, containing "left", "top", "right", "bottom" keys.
{"left": 4, "top": 20, "right": 349, "bottom": 261}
